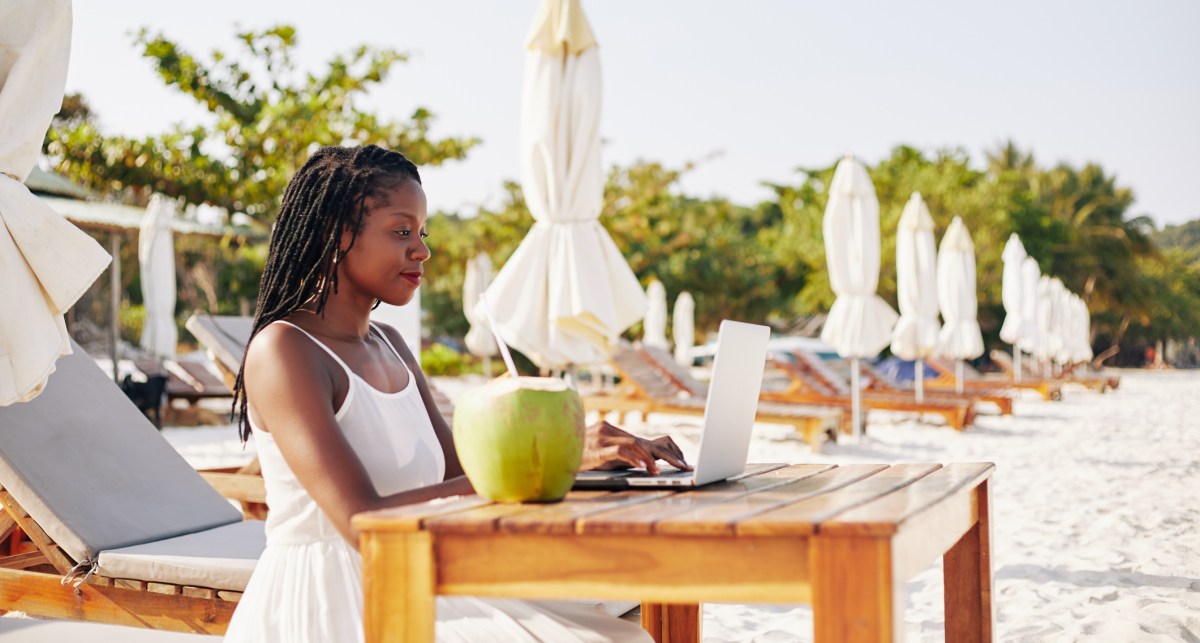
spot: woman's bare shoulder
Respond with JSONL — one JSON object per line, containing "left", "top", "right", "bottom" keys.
{"left": 245, "top": 320, "right": 329, "bottom": 385}
{"left": 374, "top": 321, "right": 418, "bottom": 362}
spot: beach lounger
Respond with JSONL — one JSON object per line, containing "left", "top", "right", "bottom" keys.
{"left": 763, "top": 350, "right": 978, "bottom": 431}
{"left": 0, "top": 342, "right": 264, "bottom": 634}
{"left": 853, "top": 358, "right": 1015, "bottom": 416}
{"left": 583, "top": 341, "right": 844, "bottom": 452}
{"left": 989, "top": 348, "right": 1118, "bottom": 392}
{"left": 927, "top": 355, "right": 1063, "bottom": 401}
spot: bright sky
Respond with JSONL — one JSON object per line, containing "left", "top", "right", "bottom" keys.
{"left": 67, "top": 1, "right": 1200, "bottom": 226}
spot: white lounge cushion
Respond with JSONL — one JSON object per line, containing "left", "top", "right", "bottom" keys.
{"left": 0, "top": 617, "right": 216, "bottom": 642}
{"left": 97, "top": 520, "right": 264, "bottom": 591}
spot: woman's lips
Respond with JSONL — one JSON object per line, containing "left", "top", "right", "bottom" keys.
{"left": 401, "top": 272, "right": 422, "bottom": 286}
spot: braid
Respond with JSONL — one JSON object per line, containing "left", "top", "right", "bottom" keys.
{"left": 232, "top": 144, "right": 421, "bottom": 442}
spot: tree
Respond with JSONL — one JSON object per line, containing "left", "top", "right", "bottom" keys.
{"left": 44, "top": 25, "right": 478, "bottom": 217}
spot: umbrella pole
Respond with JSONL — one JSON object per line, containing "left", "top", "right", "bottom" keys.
{"left": 955, "top": 359, "right": 964, "bottom": 394}
{"left": 1014, "top": 348, "right": 1023, "bottom": 383}
{"left": 483, "top": 356, "right": 492, "bottom": 379}
{"left": 851, "top": 357, "right": 862, "bottom": 438}
{"left": 915, "top": 360, "right": 924, "bottom": 403}
{"left": 109, "top": 233, "right": 122, "bottom": 383}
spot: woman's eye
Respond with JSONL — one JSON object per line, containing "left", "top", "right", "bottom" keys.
{"left": 419, "top": 230, "right": 429, "bottom": 239}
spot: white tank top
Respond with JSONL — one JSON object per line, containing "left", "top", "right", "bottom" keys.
{"left": 249, "top": 321, "right": 446, "bottom": 546}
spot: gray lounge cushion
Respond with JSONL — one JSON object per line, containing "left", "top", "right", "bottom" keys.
{"left": 97, "top": 519, "right": 264, "bottom": 591}
{"left": 0, "top": 342, "right": 242, "bottom": 563}
{"left": 184, "top": 314, "right": 251, "bottom": 374}
{"left": 0, "top": 617, "right": 217, "bottom": 641}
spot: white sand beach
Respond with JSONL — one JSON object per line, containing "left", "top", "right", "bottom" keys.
{"left": 164, "top": 368, "right": 1200, "bottom": 642}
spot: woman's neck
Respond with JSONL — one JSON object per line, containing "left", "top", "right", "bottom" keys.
{"left": 298, "top": 288, "right": 375, "bottom": 341}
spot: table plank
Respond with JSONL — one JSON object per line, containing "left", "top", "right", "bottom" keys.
{"left": 736, "top": 463, "right": 942, "bottom": 536}
{"left": 654, "top": 464, "right": 888, "bottom": 536}
{"left": 423, "top": 492, "right": 618, "bottom": 534}
{"left": 353, "top": 495, "right": 492, "bottom": 533}
{"left": 578, "top": 464, "right": 834, "bottom": 535}
{"left": 499, "top": 490, "right": 676, "bottom": 535}
{"left": 822, "top": 463, "right": 995, "bottom": 536}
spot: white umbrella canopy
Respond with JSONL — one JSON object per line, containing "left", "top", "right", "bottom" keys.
{"left": 890, "top": 192, "right": 940, "bottom": 359}
{"left": 1034, "top": 275, "right": 1058, "bottom": 366}
{"left": 820, "top": 156, "right": 898, "bottom": 357}
{"left": 642, "top": 279, "right": 668, "bottom": 349}
{"left": 0, "top": 0, "right": 110, "bottom": 406}
{"left": 1073, "top": 296, "right": 1094, "bottom": 363}
{"left": 1054, "top": 282, "right": 1075, "bottom": 366}
{"left": 820, "top": 156, "right": 897, "bottom": 436}
{"left": 936, "top": 217, "right": 984, "bottom": 360}
{"left": 138, "top": 194, "right": 177, "bottom": 358}
{"left": 672, "top": 291, "right": 695, "bottom": 367}
{"left": 462, "top": 253, "right": 499, "bottom": 359}
{"left": 1017, "top": 256, "right": 1042, "bottom": 358}
{"left": 936, "top": 217, "right": 983, "bottom": 393}
{"left": 890, "top": 192, "right": 939, "bottom": 402}
{"left": 998, "top": 233, "right": 1028, "bottom": 381}
{"left": 998, "top": 234, "right": 1027, "bottom": 345}
{"left": 483, "top": 0, "right": 645, "bottom": 370}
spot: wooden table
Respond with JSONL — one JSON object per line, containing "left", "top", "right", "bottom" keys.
{"left": 353, "top": 462, "right": 994, "bottom": 642}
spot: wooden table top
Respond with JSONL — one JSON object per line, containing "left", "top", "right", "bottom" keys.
{"left": 354, "top": 462, "right": 994, "bottom": 540}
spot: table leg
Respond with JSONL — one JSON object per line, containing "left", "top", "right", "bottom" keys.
{"left": 812, "top": 536, "right": 903, "bottom": 642}
{"left": 641, "top": 602, "right": 701, "bottom": 643}
{"left": 943, "top": 480, "right": 994, "bottom": 642}
{"left": 362, "top": 531, "right": 435, "bottom": 643}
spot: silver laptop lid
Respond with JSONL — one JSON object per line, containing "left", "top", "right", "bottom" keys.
{"left": 691, "top": 320, "right": 770, "bottom": 485}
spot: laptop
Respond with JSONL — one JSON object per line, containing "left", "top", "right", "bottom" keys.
{"left": 573, "top": 320, "right": 776, "bottom": 490}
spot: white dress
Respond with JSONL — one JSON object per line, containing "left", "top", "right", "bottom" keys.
{"left": 224, "top": 322, "right": 651, "bottom": 643}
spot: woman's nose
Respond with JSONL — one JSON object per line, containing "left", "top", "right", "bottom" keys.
{"left": 411, "top": 237, "right": 431, "bottom": 262}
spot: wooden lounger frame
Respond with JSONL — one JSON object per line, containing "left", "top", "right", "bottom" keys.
{"left": 856, "top": 360, "right": 1015, "bottom": 416}
{"left": 0, "top": 487, "right": 239, "bottom": 634}
{"left": 763, "top": 353, "right": 977, "bottom": 431}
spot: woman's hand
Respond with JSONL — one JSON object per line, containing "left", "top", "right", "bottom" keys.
{"left": 579, "top": 421, "right": 691, "bottom": 475}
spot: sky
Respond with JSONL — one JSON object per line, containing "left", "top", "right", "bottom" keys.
{"left": 66, "top": 1, "right": 1200, "bottom": 227}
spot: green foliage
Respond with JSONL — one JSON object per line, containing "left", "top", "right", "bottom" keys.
{"left": 1152, "top": 220, "right": 1200, "bottom": 264}
{"left": 44, "top": 25, "right": 478, "bottom": 217}
{"left": 420, "top": 343, "right": 482, "bottom": 377}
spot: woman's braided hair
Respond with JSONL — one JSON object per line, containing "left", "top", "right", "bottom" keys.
{"left": 232, "top": 144, "right": 420, "bottom": 441}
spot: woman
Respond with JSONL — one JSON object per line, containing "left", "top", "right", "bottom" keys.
{"left": 224, "top": 145, "right": 687, "bottom": 642}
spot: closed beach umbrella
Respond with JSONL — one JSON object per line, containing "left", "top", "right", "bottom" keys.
{"left": 642, "top": 279, "right": 668, "bottom": 349}
{"left": 999, "top": 233, "right": 1027, "bottom": 380}
{"left": 1016, "top": 256, "right": 1042, "bottom": 381}
{"left": 936, "top": 216, "right": 984, "bottom": 393}
{"left": 1055, "top": 282, "right": 1075, "bottom": 367}
{"left": 820, "top": 155, "right": 898, "bottom": 436}
{"left": 0, "top": 0, "right": 110, "bottom": 406}
{"left": 463, "top": 253, "right": 498, "bottom": 375}
{"left": 890, "top": 192, "right": 940, "bottom": 402}
{"left": 1034, "top": 275, "right": 1058, "bottom": 372}
{"left": 1073, "top": 296, "right": 1094, "bottom": 363}
{"left": 138, "top": 194, "right": 177, "bottom": 358}
{"left": 672, "top": 291, "right": 695, "bottom": 367}
{"left": 483, "top": 0, "right": 645, "bottom": 370}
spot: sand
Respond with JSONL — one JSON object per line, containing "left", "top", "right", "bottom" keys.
{"left": 163, "top": 368, "right": 1200, "bottom": 642}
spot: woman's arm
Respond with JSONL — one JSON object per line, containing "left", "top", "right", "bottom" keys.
{"left": 244, "top": 323, "right": 470, "bottom": 547}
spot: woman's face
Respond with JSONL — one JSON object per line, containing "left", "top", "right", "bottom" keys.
{"left": 337, "top": 178, "right": 430, "bottom": 307}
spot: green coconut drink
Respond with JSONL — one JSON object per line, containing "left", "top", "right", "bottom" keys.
{"left": 452, "top": 376, "right": 585, "bottom": 503}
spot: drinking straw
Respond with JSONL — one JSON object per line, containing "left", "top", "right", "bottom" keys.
{"left": 478, "top": 292, "right": 520, "bottom": 379}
